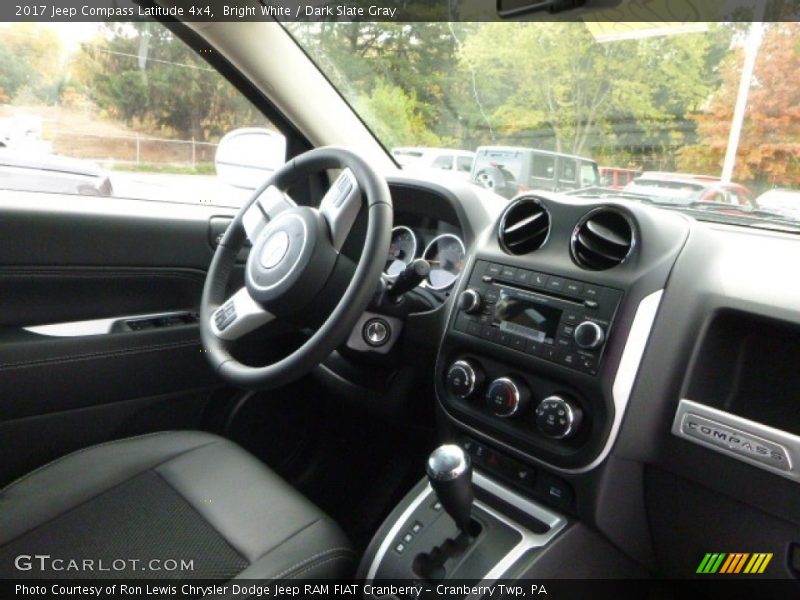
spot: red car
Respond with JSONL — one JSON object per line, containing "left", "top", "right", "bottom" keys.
{"left": 624, "top": 172, "right": 754, "bottom": 206}
{"left": 599, "top": 166, "right": 641, "bottom": 190}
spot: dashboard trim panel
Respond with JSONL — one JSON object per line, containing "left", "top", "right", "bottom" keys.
{"left": 672, "top": 399, "right": 799, "bottom": 482}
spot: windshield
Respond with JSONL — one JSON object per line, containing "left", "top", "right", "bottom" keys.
{"left": 286, "top": 21, "right": 800, "bottom": 227}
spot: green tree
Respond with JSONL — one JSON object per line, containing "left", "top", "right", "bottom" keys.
{"left": 75, "top": 23, "right": 265, "bottom": 141}
{"left": 0, "top": 24, "right": 62, "bottom": 103}
{"left": 458, "top": 23, "right": 726, "bottom": 162}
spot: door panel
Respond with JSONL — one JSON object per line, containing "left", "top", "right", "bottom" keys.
{"left": 0, "top": 191, "right": 240, "bottom": 486}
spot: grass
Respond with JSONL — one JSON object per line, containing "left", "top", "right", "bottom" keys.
{"left": 108, "top": 162, "right": 216, "bottom": 175}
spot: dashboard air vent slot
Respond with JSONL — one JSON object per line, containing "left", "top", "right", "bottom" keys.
{"left": 572, "top": 208, "right": 634, "bottom": 270}
{"left": 498, "top": 198, "right": 550, "bottom": 255}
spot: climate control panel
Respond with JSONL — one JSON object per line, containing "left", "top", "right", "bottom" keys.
{"left": 443, "top": 356, "right": 588, "bottom": 443}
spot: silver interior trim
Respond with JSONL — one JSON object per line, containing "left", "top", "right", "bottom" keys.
{"left": 366, "top": 471, "right": 566, "bottom": 583}
{"left": 439, "top": 289, "right": 664, "bottom": 474}
{"left": 672, "top": 399, "right": 800, "bottom": 482}
{"left": 24, "top": 310, "right": 193, "bottom": 338}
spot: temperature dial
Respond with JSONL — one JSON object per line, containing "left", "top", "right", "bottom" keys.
{"left": 486, "top": 377, "right": 530, "bottom": 418}
{"left": 445, "top": 360, "right": 484, "bottom": 399}
{"left": 535, "top": 395, "right": 583, "bottom": 439}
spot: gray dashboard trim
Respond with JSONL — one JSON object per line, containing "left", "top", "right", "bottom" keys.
{"left": 672, "top": 399, "right": 799, "bottom": 482}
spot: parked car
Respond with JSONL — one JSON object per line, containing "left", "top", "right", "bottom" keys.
{"left": 755, "top": 188, "right": 800, "bottom": 217}
{"left": 471, "top": 146, "right": 600, "bottom": 198}
{"left": 599, "top": 166, "right": 641, "bottom": 190}
{"left": 0, "top": 149, "right": 113, "bottom": 196}
{"left": 624, "top": 172, "right": 753, "bottom": 206}
{"left": 391, "top": 147, "right": 475, "bottom": 179}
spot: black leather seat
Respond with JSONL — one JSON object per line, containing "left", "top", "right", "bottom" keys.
{"left": 0, "top": 431, "right": 354, "bottom": 579}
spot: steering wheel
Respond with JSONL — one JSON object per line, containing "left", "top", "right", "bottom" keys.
{"left": 200, "top": 146, "right": 392, "bottom": 390}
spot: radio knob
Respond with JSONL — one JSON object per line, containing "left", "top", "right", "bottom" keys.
{"left": 458, "top": 288, "right": 483, "bottom": 314}
{"left": 574, "top": 321, "right": 605, "bottom": 349}
{"left": 445, "top": 359, "right": 484, "bottom": 399}
{"left": 485, "top": 377, "right": 529, "bottom": 418}
{"left": 535, "top": 395, "right": 583, "bottom": 439}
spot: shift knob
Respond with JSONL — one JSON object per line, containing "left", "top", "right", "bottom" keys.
{"left": 426, "top": 444, "right": 473, "bottom": 532}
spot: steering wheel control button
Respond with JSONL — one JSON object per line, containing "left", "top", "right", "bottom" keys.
{"left": 486, "top": 377, "right": 529, "bottom": 418}
{"left": 574, "top": 320, "right": 606, "bottom": 349}
{"left": 363, "top": 318, "right": 391, "bottom": 347}
{"left": 446, "top": 360, "right": 484, "bottom": 399}
{"left": 458, "top": 288, "right": 483, "bottom": 314}
{"left": 259, "top": 230, "right": 290, "bottom": 269}
{"left": 214, "top": 301, "right": 237, "bottom": 331}
{"left": 535, "top": 395, "right": 583, "bottom": 439}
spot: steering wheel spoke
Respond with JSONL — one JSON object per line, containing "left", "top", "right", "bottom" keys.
{"left": 242, "top": 185, "right": 297, "bottom": 243}
{"left": 319, "top": 168, "right": 361, "bottom": 251}
{"left": 209, "top": 287, "right": 274, "bottom": 341}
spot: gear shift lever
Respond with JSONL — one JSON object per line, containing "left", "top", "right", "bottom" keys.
{"left": 426, "top": 444, "right": 473, "bottom": 533}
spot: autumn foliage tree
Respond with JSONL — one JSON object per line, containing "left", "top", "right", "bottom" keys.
{"left": 678, "top": 23, "right": 800, "bottom": 189}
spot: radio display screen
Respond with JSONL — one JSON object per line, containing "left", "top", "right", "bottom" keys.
{"left": 494, "top": 293, "right": 562, "bottom": 342}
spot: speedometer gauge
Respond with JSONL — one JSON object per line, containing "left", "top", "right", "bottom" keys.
{"left": 423, "top": 234, "right": 466, "bottom": 290}
{"left": 385, "top": 226, "right": 418, "bottom": 277}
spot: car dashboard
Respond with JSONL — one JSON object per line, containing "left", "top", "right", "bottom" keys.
{"left": 352, "top": 170, "right": 800, "bottom": 578}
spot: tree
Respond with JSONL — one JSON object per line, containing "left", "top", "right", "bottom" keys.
{"left": 0, "top": 24, "right": 62, "bottom": 103}
{"left": 457, "top": 23, "right": 724, "bottom": 162}
{"left": 74, "top": 23, "right": 266, "bottom": 141}
{"left": 678, "top": 23, "right": 800, "bottom": 188}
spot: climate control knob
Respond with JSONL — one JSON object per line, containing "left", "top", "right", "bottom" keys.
{"left": 445, "top": 359, "right": 484, "bottom": 399}
{"left": 574, "top": 321, "right": 605, "bottom": 350}
{"left": 485, "top": 377, "right": 530, "bottom": 418}
{"left": 458, "top": 288, "right": 483, "bottom": 314}
{"left": 535, "top": 395, "right": 583, "bottom": 439}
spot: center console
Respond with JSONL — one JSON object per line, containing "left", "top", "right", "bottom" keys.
{"left": 358, "top": 196, "right": 689, "bottom": 587}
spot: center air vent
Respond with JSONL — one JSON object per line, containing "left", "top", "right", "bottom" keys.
{"left": 498, "top": 198, "right": 550, "bottom": 255}
{"left": 572, "top": 208, "right": 634, "bottom": 270}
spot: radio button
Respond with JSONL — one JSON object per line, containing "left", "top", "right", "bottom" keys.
{"left": 530, "top": 272, "right": 549, "bottom": 288}
{"left": 577, "top": 354, "right": 598, "bottom": 374}
{"left": 564, "top": 280, "right": 584, "bottom": 296}
{"left": 583, "top": 285, "right": 601, "bottom": 300}
{"left": 510, "top": 336, "right": 527, "bottom": 352}
{"left": 563, "top": 310, "right": 581, "bottom": 325}
{"left": 480, "top": 325, "right": 499, "bottom": 342}
{"left": 526, "top": 340, "right": 543, "bottom": 356}
{"left": 458, "top": 288, "right": 483, "bottom": 314}
{"left": 560, "top": 352, "right": 578, "bottom": 368}
{"left": 514, "top": 269, "right": 532, "bottom": 285}
{"left": 546, "top": 277, "right": 565, "bottom": 292}
{"left": 466, "top": 321, "right": 482, "bottom": 337}
{"left": 486, "top": 263, "right": 503, "bottom": 277}
{"left": 574, "top": 321, "right": 605, "bottom": 350}
{"left": 558, "top": 324, "right": 576, "bottom": 338}
{"left": 500, "top": 266, "right": 516, "bottom": 280}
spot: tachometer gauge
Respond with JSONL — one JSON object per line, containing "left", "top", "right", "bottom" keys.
{"left": 385, "top": 226, "right": 418, "bottom": 277}
{"left": 423, "top": 234, "right": 466, "bottom": 290}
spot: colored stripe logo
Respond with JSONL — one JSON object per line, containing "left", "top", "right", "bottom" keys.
{"left": 697, "top": 552, "right": 773, "bottom": 574}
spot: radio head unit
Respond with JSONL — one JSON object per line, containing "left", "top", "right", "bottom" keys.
{"left": 452, "top": 260, "right": 623, "bottom": 375}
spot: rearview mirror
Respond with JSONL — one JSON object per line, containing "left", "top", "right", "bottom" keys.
{"left": 215, "top": 128, "right": 286, "bottom": 190}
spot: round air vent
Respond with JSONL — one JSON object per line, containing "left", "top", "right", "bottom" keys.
{"left": 498, "top": 198, "right": 551, "bottom": 255}
{"left": 571, "top": 208, "right": 634, "bottom": 270}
